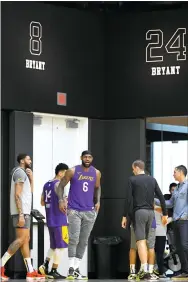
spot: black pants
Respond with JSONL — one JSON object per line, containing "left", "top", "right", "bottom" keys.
{"left": 174, "top": 220, "right": 188, "bottom": 273}
{"left": 155, "top": 236, "right": 166, "bottom": 275}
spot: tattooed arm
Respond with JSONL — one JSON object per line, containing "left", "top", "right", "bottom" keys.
{"left": 13, "top": 168, "right": 27, "bottom": 215}
{"left": 56, "top": 168, "right": 74, "bottom": 212}
{"left": 15, "top": 182, "right": 24, "bottom": 215}
{"left": 12, "top": 168, "right": 26, "bottom": 227}
{"left": 94, "top": 170, "right": 101, "bottom": 212}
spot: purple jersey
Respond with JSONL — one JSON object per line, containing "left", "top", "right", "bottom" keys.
{"left": 43, "top": 179, "right": 67, "bottom": 227}
{"left": 68, "top": 165, "right": 97, "bottom": 211}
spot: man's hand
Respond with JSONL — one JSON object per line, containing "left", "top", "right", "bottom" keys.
{"left": 121, "top": 217, "right": 127, "bottom": 229}
{"left": 59, "top": 198, "right": 68, "bottom": 214}
{"left": 17, "top": 214, "right": 25, "bottom": 227}
{"left": 26, "top": 168, "right": 33, "bottom": 181}
{"left": 161, "top": 215, "right": 168, "bottom": 226}
{"left": 95, "top": 202, "right": 100, "bottom": 213}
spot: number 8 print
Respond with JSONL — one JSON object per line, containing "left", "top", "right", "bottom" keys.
{"left": 29, "top": 21, "right": 42, "bottom": 56}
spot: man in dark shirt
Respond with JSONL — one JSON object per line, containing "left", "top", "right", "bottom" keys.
{"left": 122, "top": 160, "right": 168, "bottom": 280}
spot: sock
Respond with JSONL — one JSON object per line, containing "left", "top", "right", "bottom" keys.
{"left": 74, "top": 258, "right": 81, "bottom": 270}
{"left": 130, "top": 264, "right": 136, "bottom": 274}
{"left": 149, "top": 264, "right": 154, "bottom": 274}
{"left": 141, "top": 263, "right": 148, "bottom": 272}
{"left": 24, "top": 258, "right": 34, "bottom": 273}
{"left": 69, "top": 257, "right": 75, "bottom": 269}
{"left": 0, "top": 252, "right": 11, "bottom": 267}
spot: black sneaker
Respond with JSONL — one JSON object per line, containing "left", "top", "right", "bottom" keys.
{"left": 66, "top": 267, "right": 75, "bottom": 280}
{"left": 153, "top": 269, "right": 159, "bottom": 276}
{"left": 128, "top": 273, "right": 137, "bottom": 280}
{"left": 149, "top": 273, "right": 159, "bottom": 280}
{"left": 136, "top": 270, "right": 150, "bottom": 280}
{"left": 74, "top": 268, "right": 88, "bottom": 280}
{"left": 48, "top": 269, "right": 66, "bottom": 279}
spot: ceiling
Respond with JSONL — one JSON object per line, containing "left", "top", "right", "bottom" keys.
{"left": 42, "top": 1, "right": 188, "bottom": 12}
{"left": 147, "top": 116, "right": 188, "bottom": 127}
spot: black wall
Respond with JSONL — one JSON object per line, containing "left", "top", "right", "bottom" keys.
{"left": 2, "top": 3, "right": 188, "bottom": 119}
{"left": 105, "top": 9, "right": 188, "bottom": 118}
{"left": 88, "top": 119, "right": 146, "bottom": 275}
{"left": 1, "top": 111, "right": 33, "bottom": 276}
{"left": 1, "top": 111, "right": 10, "bottom": 257}
{"left": 1, "top": 2, "right": 104, "bottom": 118}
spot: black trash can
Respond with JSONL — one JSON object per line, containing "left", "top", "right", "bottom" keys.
{"left": 93, "top": 236, "right": 122, "bottom": 279}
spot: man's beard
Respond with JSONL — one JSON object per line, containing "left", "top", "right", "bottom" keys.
{"left": 25, "top": 163, "right": 31, "bottom": 169}
{"left": 82, "top": 161, "right": 91, "bottom": 168}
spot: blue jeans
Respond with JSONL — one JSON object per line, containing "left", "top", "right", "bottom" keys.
{"left": 174, "top": 220, "right": 188, "bottom": 273}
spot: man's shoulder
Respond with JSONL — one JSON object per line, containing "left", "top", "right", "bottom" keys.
{"left": 12, "top": 167, "right": 27, "bottom": 181}
{"left": 129, "top": 174, "right": 155, "bottom": 181}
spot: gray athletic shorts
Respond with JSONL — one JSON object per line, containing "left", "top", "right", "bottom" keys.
{"left": 12, "top": 214, "right": 31, "bottom": 229}
{"left": 130, "top": 224, "right": 156, "bottom": 249}
{"left": 134, "top": 209, "right": 155, "bottom": 242}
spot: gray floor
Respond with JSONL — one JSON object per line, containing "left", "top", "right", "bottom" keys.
{"left": 9, "top": 279, "right": 188, "bottom": 282}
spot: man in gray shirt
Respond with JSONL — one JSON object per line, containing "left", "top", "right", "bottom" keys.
{"left": 0, "top": 154, "right": 45, "bottom": 280}
{"left": 155, "top": 165, "right": 188, "bottom": 280}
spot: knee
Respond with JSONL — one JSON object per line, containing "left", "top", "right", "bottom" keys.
{"left": 79, "top": 238, "right": 88, "bottom": 247}
{"left": 69, "top": 235, "right": 79, "bottom": 246}
{"left": 20, "top": 233, "right": 30, "bottom": 245}
{"left": 18, "top": 236, "right": 26, "bottom": 246}
{"left": 24, "top": 234, "right": 30, "bottom": 243}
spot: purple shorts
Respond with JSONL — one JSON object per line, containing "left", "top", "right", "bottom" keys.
{"left": 48, "top": 225, "right": 69, "bottom": 249}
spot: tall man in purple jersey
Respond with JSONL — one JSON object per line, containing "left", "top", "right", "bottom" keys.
{"left": 39, "top": 163, "right": 69, "bottom": 279}
{"left": 57, "top": 151, "right": 101, "bottom": 280}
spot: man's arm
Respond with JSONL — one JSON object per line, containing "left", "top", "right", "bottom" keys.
{"left": 154, "top": 180, "right": 168, "bottom": 216}
{"left": 25, "top": 168, "right": 33, "bottom": 192}
{"left": 56, "top": 168, "right": 74, "bottom": 200}
{"left": 41, "top": 192, "right": 45, "bottom": 206}
{"left": 15, "top": 183, "right": 24, "bottom": 215}
{"left": 94, "top": 170, "right": 101, "bottom": 204}
{"left": 13, "top": 169, "right": 27, "bottom": 215}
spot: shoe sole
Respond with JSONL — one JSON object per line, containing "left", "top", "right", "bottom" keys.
{"left": 46, "top": 275, "right": 55, "bottom": 279}
{"left": 0, "top": 278, "right": 9, "bottom": 281}
{"left": 66, "top": 276, "right": 75, "bottom": 280}
{"left": 27, "top": 277, "right": 45, "bottom": 280}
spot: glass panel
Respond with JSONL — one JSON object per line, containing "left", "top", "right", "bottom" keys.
{"left": 146, "top": 116, "right": 188, "bottom": 194}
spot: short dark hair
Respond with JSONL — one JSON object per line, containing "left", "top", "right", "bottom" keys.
{"left": 17, "top": 153, "right": 28, "bottom": 164}
{"left": 169, "top": 182, "right": 177, "bottom": 191}
{"left": 81, "top": 150, "right": 92, "bottom": 157}
{"left": 175, "top": 165, "right": 187, "bottom": 177}
{"left": 55, "top": 163, "right": 69, "bottom": 175}
{"left": 132, "top": 160, "right": 145, "bottom": 170}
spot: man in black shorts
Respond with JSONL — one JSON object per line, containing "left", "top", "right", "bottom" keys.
{"left": 122, "top": 160, "right": 168, "bottom": 280}
{"left": 0, "top": 154, "right": 45, "bottom": 280}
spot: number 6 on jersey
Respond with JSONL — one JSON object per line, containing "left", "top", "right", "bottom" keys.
{"left": 83, "top": 182, "right": 88, "bottom": 192}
